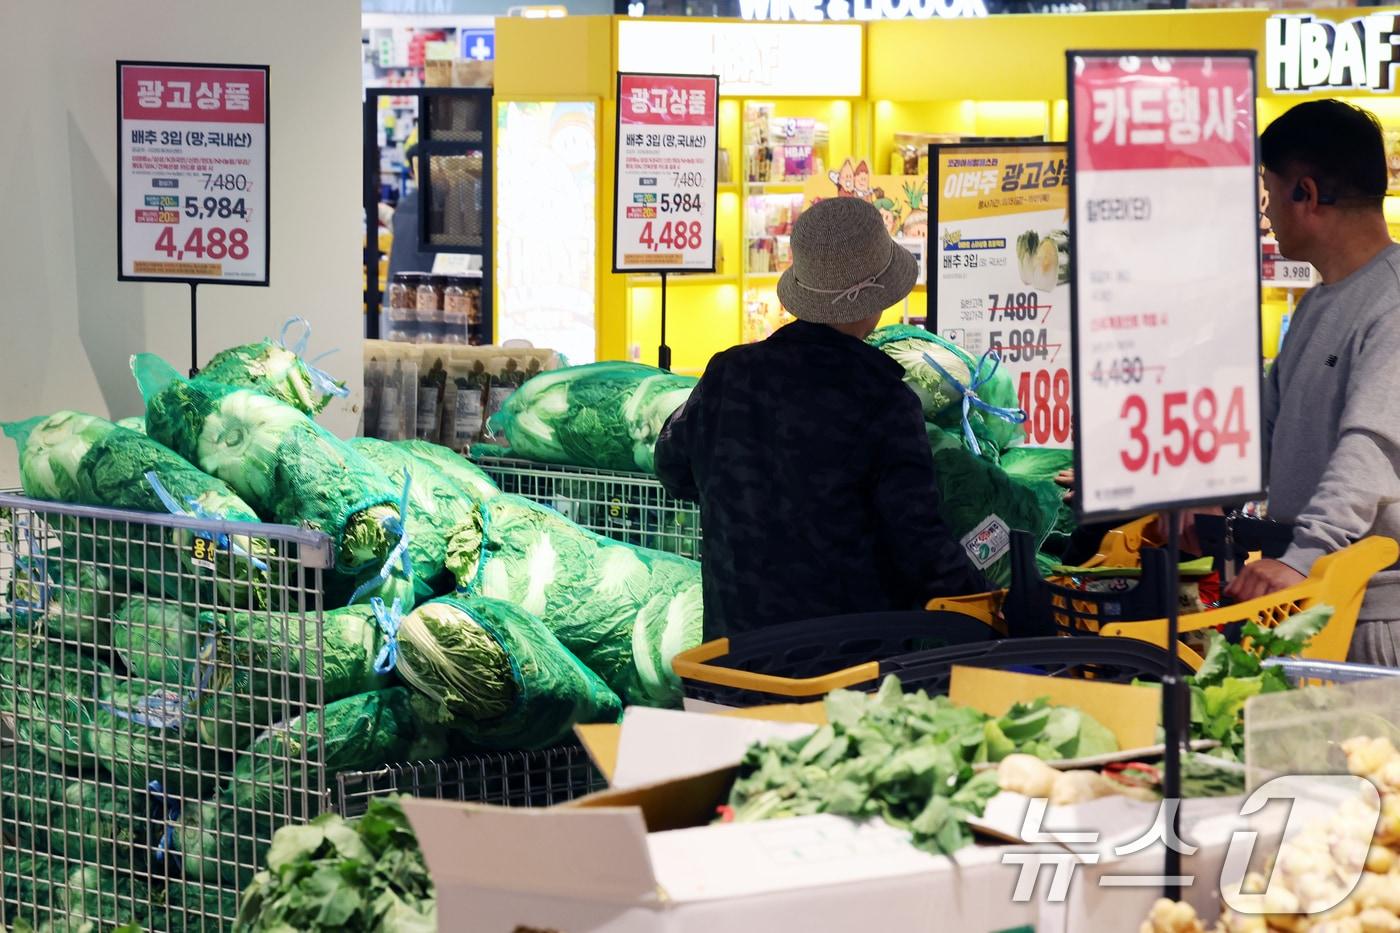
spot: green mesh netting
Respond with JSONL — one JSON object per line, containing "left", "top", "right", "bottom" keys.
{"left": 347, "top": 437, "right": 483, "bottom": 602}
{"left": 927, "top": 426, "right": 1063, "bottom": 588}
{"left": 396, "top": 439, "right": 500, "bottom": 505}
{"left": 476, "top": 362, "right": 696, "bottom": 474}
{"left": 453, "top": 494, "right": 703, "bottom": 707}
{"left": 3, "top": 411, "right": 276, "bottom": 608}
{"left": 2, "top": 852, "right": 66, "bottom": 929}
{"left": 1000, "top": 446, "right": 1078, "bottom": 545}
{"left": 60, "top": 864, "right": 168, "bottom": 932}
{"left": 198, "top": 330, "right": 346, "bottom": 416}
{"left": 193, "top": 605, "right": 391, "bottom": 750}
{"left": 111, "top": 596, "right": 202, "bottom": 690}
{"left": 166, "top": 799, "right": 263, "bottom": 891}
{"left": 0, "top": 634, "right": 116, "bottom": 769}
{"left": 223, "top": 687, "right": 449, "bottom": 816}
{"left": 868, "top": 325, "right": 1025, "bottom": 456}
{"left": 86, "top": 683, "right": 222, "bottom": 801}
{"left": 6, "top": 552, "right": 118, "bottom": 647}
{"left": 1, "top": 753, "right": 148, "bottom": 866}
{"left": 397, "top": 595, "right": 621, "bottom": 750}
{"left": 134, "top": 353, "right": 402, "bottom": 576}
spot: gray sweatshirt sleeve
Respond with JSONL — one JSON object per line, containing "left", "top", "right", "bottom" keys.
{"left": 1282, "top": 310, "right": 1400, "bottom": 576}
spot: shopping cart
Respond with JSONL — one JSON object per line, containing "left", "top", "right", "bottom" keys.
{"left": 673, "top": 631, "right": 1176, "bottom": 708}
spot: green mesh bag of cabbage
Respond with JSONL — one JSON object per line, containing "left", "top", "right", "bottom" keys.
{"left": 344, "top": 437, "right": 483, "bottom": 603}
{"left": 999, "top": 445, "right": 1077, "bottom": 545}
{"left": 197, "top": 318, "right": 349, "bottom": 416}
{"left": 1, "top": 852, "right": 67, "bottom": 930}
{"left": 85, "top": 682, "right": 223, "bottom": 800}
{"left": 4, "top": 548, "right": 119, "bottom": 647}
{"left": 926, "top": 426, "right": 1064, "bottom": 588}
{"left": 453, "top": 494, "right": 703, "bottom": 707}
{"left": 59, "top": 864, "right": 169, "bottom": 932}
{"left": 134, "top": 353, "right": 404, "bottom": 579}
{"left": 477, "top": 361, "right": 696, "bottom": 474}
{"left": 394, "top": 595, "right": 621, "bottom": 749}
{"left": 0, "top": 748, "right": 149, "bottom": 865}
{"left": 3, "top": 411, "right": 276, "bottom": 609}
{"left": 0, "top": 632, "right": 116, "bottom": 769}
{"left": 192, "top": 604, "right": 393, "bottom": 750}
{"left": 867, "top": 325, "right": 1025, "bottom": 457}
{"left": 396, "top": 438, "right": 500, "bottom": 505}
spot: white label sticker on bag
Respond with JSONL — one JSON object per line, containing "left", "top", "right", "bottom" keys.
{"left": 961, "top": 514, "right": 1010, "bottom": 570}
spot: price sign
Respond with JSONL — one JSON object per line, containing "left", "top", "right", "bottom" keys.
{"left": 117, "top": 61, "right": 269, "bottom": 285}
{"left": 931, "top": 143, "right": 1073, "bottom": 449}
{"left": 612, "top": 73, "right": 719, "bottom": 273}
{"left": 1068, "top": 52, "right": 1264, "bottom": 521}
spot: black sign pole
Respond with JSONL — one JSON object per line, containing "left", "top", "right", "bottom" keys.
{"left": 1163, "top": 508, "right": 1183, "bottom": 901}
{"left": 189, "top": 283, "right": 199, "bottom": 377}
{"left": 659, "top": 271, "right": 671, "bottom": 372}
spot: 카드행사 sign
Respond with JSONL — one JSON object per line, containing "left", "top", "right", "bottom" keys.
{"left": 613, "top": 73, "right": 719, "bottom": 274}
{"left": 1068, "top": 52, "right": 1264, "bottom": 521}
{"left": 931, "top": 143, "right": 1073, "bottom": 450}
{"left": 117, "top": 61, "right": 269, "bottom": 286}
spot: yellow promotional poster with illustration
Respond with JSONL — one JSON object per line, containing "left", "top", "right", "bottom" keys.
{"left": 931, "top": 144, "right": 1072, "bottom": 450}
{"left": 803, "top": 157, "right": 929, "bottom": 286}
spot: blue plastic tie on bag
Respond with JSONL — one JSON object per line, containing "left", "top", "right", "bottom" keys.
{"left": 279, "top": 316, "right": 350, "bottom": 400}
{"left": 144, "top": 471, "right": 270, "bottom": 574}
{"left": 349, "top": 471, "right": 415, "bottom": 605}
{"left": 919, "top": 349, "right": 1028, "bottom": 457}
{"left": 147, "top": 780, "right": 183, "bottom": 868}
{"left": 369, "top": 596, "right": 403, "bottom": 675}
{"left": 11, "top": 518, "right": 52, "bottom": 619}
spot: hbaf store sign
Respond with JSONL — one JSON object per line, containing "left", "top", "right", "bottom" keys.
{"left": 1265, "top": 12, "right": 1399, "bottom": 93}
{"left": 739, "top": 0, "right": 987, "bottom": 23}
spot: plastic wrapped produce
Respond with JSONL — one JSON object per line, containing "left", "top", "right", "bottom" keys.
{"left": 347, "top": 437, "right": 483, "bottom": 601}
{"left": 478, "top": 362, "right": 696, "bottom": 474}
{"left": 198, "top": 318, "right": 349, "bottom": 416}
{"left": 397, "top": 439, "right": 500, "bottom": 505}
{"left": 3, "top": 411, "right": 275, "bottom": 608}
{"left": 86, "top": 683, "right": 220, "bottom": 800}
{"left": 868, "top": 325, "right": 1025, "bottom": 457}
{"left": 454, "top": 494, "right": 703, "bottom": 706}
{"left": 396, "top": 595, "right": 622, "bottom": 749}
{"left": 135, "top": 353, "right": 403, "bottom": 579}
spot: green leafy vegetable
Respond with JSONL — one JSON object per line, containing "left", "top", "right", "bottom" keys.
{"left": 724, "top": 676, "right": 1117, "bottom": 855}
{"left": 235, "top": 797, "right": 436, "bottom": 932}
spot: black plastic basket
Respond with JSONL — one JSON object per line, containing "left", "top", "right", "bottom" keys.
{"left": 331, "top": 743, "right": 606, "bottom": 818}
{"left": 1002, "top": 529, "right": 1176, "bottom": 637}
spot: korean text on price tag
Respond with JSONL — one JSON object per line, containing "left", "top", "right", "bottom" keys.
{"left": 1068, "top": 52, "right": 1264, "bottom": 520}
{"left": 117, "top": 62, "right": 269, "bottom": 285}
{"left": 932, "top": 143, "right": 1073, "bottom": 449}
{"left": 612, "top": 73, "right": 719, "bottom": 273}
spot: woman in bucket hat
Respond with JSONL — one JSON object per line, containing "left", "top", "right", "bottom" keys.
{"left": 655, "top": 198, "right": 988, "bottom": 639}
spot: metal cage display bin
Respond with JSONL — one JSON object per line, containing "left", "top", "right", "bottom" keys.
{"left": 332, "top": 743, "right": 606, "bottom": 819}
{"left": 474, "top": 456, "right": 703, "bottom": 560}
{"left": 0, "top": 492, "right": 334, "bottom": 932}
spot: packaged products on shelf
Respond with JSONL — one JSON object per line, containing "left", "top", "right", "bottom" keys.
{"left": 443, "top": 349, "right": 492, "bottom": 452}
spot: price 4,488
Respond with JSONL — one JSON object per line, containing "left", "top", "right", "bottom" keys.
{"left": 1119, "top": 387, "right": 1251, "bottom": 476}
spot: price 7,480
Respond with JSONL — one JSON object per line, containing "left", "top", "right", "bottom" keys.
{"left": 1120, "top": 387, "right": 1251, "bottom": 476}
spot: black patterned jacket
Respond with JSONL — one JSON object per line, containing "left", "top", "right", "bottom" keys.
{"left": 654, "top": 320, "right": 989, "bottom": 639}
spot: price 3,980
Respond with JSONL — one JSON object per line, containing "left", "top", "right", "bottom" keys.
{"left": 1119, "top": 388, "right": 1252, "bottom": 476}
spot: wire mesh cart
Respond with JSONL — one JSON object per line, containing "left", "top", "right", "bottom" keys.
{"left": 0, "top": 492, "right": 333, "bottom": 932}
{"left": 474, "top": 456, "right": 702, "bottom": 559}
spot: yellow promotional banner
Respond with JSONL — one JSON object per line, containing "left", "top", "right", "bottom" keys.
{"left": 932, "top": 143, "right": 1072, "bottom": 449}
{"left": 803, "top": 160, "right": 929, "bottom": 284}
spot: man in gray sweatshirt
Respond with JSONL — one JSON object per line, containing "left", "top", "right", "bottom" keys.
{"left": 1226, "top": 100, "right": 1400, "bottom": 663}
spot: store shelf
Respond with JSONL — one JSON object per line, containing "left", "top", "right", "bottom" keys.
{"left": 749, "top": 234, "right": 791, "bottom": 241}
{"left": 717, "top": 182, "right": 740, "bottom": 194}
{"left": 744, "top": 272, "right": 784, "bottom": 283}
{"left": 744, "top": 183, "right": 812, "bottom": 196}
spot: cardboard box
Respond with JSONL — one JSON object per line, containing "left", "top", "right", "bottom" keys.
{"left": 404, "top": 672, "right": 1240, "bottom": 932}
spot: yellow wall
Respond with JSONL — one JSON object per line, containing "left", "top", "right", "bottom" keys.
{"left": 497, "top": 10, "right": 1400, "bottom": 369}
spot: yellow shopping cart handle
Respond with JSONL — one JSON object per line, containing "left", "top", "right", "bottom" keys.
{"left": 671, "top": 639, "right": 883, "bottom": 698}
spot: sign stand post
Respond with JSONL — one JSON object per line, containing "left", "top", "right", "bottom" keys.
{"left": 659, "top": 271, "right": 671, "bottom": 371}
{"left": 188, "top": 283, "right": 200, "bottom": 377}
{"left": 1067, "top": 49, "right": 1264, "bottom": 899}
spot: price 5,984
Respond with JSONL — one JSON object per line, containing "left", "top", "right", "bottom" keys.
{"left": 1119, "top": 387, "right": 1252, "bottom": 476}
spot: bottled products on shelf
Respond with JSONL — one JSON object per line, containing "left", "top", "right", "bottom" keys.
{"left": 381, "top": 272, "right": 484, "bottom": 346}
{"left": 744, "top": 104, "right": 828, "bottom": 184}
